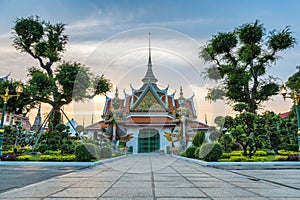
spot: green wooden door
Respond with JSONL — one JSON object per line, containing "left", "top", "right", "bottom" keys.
{"left": 138, "top": 129, "right": 160, "bottom": 153}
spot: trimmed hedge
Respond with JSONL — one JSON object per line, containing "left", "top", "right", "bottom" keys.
{"left": 229, "top": 156, "right": 249, "bottom": 162}
{"left": 198, "top": 143, "right": 223, "bottom": 162}
{"left": 274, "top": 155, "right": 288, "bottom": 161}
{"left": 192, "top": 132, "right": 205, "bottom": 147}
{"left": 16, "top": 155, "right": 32, "bottom": 161}
{"left": 185, "top": 146, "right": 197, "bottom": 158}
{"left": 39, "top": 155, "right": 76, "bottom": 161}
{"left": 75, "top": 143, "right": 100, "bottom": 161}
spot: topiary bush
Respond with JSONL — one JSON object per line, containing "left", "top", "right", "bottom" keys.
{"left": 99, "top": 147, "right": 112, "bottom": 158}
{"left": 197, "top": 143, "right": 223, "bottom": 162}
{"left": 75, "top": 143, "right": 100, "bottom": 161}
{"left": 185, "top": 145, "right": 197, "bottom": 158}
{"left": 192, "top": 132, "right": 206, "bottom": 147}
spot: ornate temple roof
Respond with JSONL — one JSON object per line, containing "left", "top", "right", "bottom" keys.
{"left": 85, "top": 34, "right": 209, "bottom": 131}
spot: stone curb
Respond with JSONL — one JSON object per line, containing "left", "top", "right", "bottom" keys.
{"left": 172, "top": 155, "right": 300, "bottom": 169}
{"left": 0, "top": 155, "right": 127, "bottom": 167}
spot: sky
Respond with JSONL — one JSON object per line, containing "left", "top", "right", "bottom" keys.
{"left": 0, "top": 0, "right": 300, "bottom": 126}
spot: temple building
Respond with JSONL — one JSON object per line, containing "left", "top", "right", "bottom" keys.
{"left": 84, "top": 35, "right": 209, "bottom": 153}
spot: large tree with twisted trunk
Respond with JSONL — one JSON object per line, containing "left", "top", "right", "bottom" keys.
{"left": 13, "top": 16, "right": 112, "bottom": 129}
{"left": 200, "top": 20, "right": 296, "bottom": 113}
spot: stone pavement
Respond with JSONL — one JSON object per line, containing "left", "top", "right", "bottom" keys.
{"left": 1, "top": 154, "right": 300, "bottom": 199}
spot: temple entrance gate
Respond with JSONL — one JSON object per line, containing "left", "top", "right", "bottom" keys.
{"left": 138, "top": 129, "right": 160, "bottom": 153}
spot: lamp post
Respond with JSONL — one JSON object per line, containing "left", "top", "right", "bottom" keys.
{"left": 280, "top": 84, "right": 300, "bottom": 156}
{"left": 0, "top": 84, "right": 23, "bottom": 157}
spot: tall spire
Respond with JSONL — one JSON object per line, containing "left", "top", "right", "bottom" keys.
{"left": 148, "top": 32, "right": 151, "bottom": 64}
{"left": 31, "top": 104, "right": 42, "bottom": 132}
{"left": 142, "top": 32, "right": 158, "bottom": 84}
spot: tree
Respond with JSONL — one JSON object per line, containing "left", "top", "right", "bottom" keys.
{"left": 0, "top": 80, "right": 35, "bottom": 115}
{"left": 12, "top": 16, "right": 112, "bottom": 129}
{"left": 225, "top": 112, "right": 267, "bottom": 157}
{"left": 200, "top": 20, "right": 296, "bottom": 113}
{"left": 286, "top": 66, "right": 300, "bottom": 94}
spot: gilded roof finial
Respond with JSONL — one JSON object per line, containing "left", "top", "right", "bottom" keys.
{"left": 148, "top": 32, "right": 151, "bottom": 63}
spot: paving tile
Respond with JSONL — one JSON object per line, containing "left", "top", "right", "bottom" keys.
{"left": 200, "top": 187, "right": 259, "bottom": 198}
{"left": 50, "top": 187, "right": 107, "bottom": 198}
{"left": 155, "top": 187, "right": 207, "bottom": 198}
{"left": 101, "top": 187, "right": 153, "bottom": 197}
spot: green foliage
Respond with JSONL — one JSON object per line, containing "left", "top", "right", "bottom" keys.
{"left": 252, "top": 156, "right": 268, "bottom": 162}
{"left": 0, "top": 80, "right": 35, "bottom": 115}
{"left": 12, "top": 16, "right": 112, "bottom": 129}
{"left": 185, "top": 145, "right": 197, "bottom": 158}
{"left": 192, "top": 132, "right": 206, "bottom": 147}
{"left": 254, "top": 150, "right": 267, "bottom": 156}
{"left": 229, "top": 156, "right": 249, "bottom": 162}
{"left": 36, "top": 143, "right": 48, "bottom": 154}
{"left": 287, "top": 66, "right": 300, "bottom": 95}
{"left": 198, "top": 143, "right": 223, "bottom": 162}
{"left": 261, "top": 148, "right": 275, "bottom": 155}
{"left": 278, "top": 150, "right": 298, "bottom": 155}
{"left": 221, "top": 152, "right": 231, "bottom": 158}
{"left": 43, "top": 150, "right": 61, "bottom": 156}
{"left": 16, "top": 155, "right": 32, "bottom": 161}
{"left": 75, "top": 143, "right": 100, "bottom": 161}
{"left": 274, "top": 155, "right": 288, "bottom": 161}
{"left": 230, "top": 151, "right": 243, "bottom": 156}
{"left": 99, "top": 147, "right": 112, "bottom": 158}
{"left": 13, "top": 16, "right": 68, "bottom": 63}
{"left": 39, "top": 154, "right": 76, "bottom": 161}
{"left": 200, "top": 20, "right": 296, "bottom": 113}
{"left": 194, "top": 147, "right": 201, "bottom": 158}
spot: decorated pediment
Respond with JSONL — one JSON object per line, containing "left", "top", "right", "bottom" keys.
{"left": 133, "top": 89, "right": 166, "bottom": 111}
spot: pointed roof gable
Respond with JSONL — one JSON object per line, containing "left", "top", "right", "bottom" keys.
{"left": 131, "top": 84, "right": 168, "bottom": 112}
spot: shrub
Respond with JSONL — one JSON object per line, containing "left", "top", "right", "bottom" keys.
{"left": 287, "top": 144, "right": 298, "bottom": 151}
{"left": 221, "top": 152, "right": 231, "bottom": 158}
{"left": 40, "top": 155, "right": 55, "bottom": 161}
{"left": 43, "top": 150, "right": 61, "bottom": 156}
{"left": 16, "top": 155, "right": 32, "bottom": 161}
{"left": 278, "top": 150, "right": 298, "bottom": 155}
{"left": 192, "top": 132, "right": 205, "bottom": 147}
{"left": 274, "top": 155, "right": 288, "bottom": 161}
{"left": 99, "top": 147, "right": 112, "bottom": 158}
{"left": 60, "top": 155, "right": 76, "bottom": 161}
{"left": 194, "top": 147, "right": 201, "bottom": 158}
{"left": 252, "top": 156, "right": 268, "bottom": 162}
{"left": 198, "top": 143, "right": 223, "bottom": 162}
{"left": 39, "top": 154, "right": 76, "bottom": 161}
{"left": 254, "top": 150, "right": 267, "bottom": 156}
{"left": 262, "top": 148, "right": 275, "bottom": 155}
{"left": 75, "top": 143, "right": 100, "bottom": 161}
{"left": 229, "top": 156, "right": 249, "bottom": 162}
{"left": 37, "top": 143, "right": 48, "bottom": 154}
{"left": 185, "top": 146, "right": 197, "bottom": 158}
{"left": 230, "top": 150, "right": 243, "bottom": 156}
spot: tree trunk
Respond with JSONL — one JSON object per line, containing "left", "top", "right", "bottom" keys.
{"left": 49, "top": 107, "right": 62, "bottom": 130}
